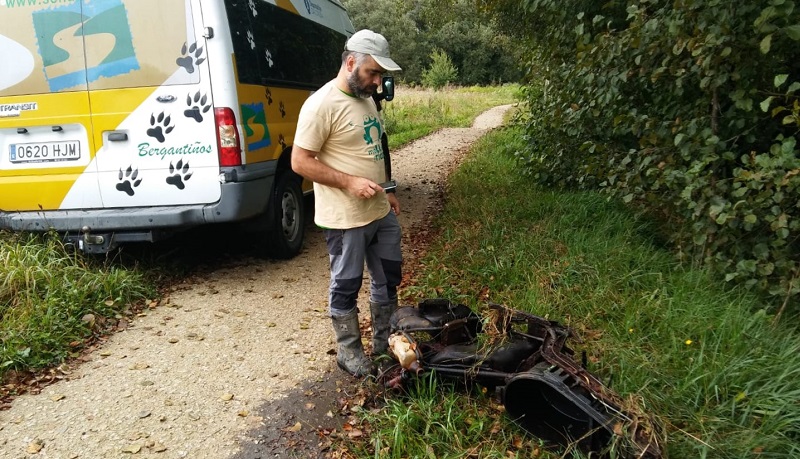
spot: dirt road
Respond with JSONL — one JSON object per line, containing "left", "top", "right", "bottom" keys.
{"left": 0, "top": 104, "right": 513, "bottom": 459}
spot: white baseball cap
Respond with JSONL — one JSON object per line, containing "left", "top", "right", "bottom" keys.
{"left": 345, "top": 29, "right": 402, "bottom": 72}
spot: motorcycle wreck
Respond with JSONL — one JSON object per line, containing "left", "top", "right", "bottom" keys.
{"left": 381, "top": 299, "right": 665, "bottom": 459}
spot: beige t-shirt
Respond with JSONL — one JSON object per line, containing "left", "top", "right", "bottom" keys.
{"left": 294, "top": 80, "right": 390, "bottom": 229}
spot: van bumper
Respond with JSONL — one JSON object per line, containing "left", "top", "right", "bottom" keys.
{"left": 0, "top": 176, "right": 273, "bottom": 233}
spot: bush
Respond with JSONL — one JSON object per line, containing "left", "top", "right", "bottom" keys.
{"left": 509, "top": 0, "right": 800, "bottom": 309}
{"left": 421, "top": 49, "right": 458, "bottom": 90}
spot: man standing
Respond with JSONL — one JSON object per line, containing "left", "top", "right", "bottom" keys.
{"left": 291, "top": 30, "right": 402, "bottom": 377}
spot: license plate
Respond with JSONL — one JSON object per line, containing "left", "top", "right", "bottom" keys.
{"left": 9, "top": 141, "right": 81, "bottom": 164}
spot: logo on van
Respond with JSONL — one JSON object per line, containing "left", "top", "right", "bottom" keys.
{"left": 303, "top": 0, "right": 323, "bottom": 17}
{"left": 241, "top": 103, "right": 272, "bottom": 152}
{"left": 33, "top": 0, "right": 139, "bottom": 92}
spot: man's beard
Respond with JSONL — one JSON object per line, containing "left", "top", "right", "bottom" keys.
{"left": 347, "top": 67, "right": 377, "bottom": 99}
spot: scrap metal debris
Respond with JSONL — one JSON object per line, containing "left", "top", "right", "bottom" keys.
{"left": 382, "top": 299, "right": 664, "bottom": 458}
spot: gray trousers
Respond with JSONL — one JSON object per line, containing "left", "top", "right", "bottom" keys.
{"left": 323, "top": 212, "right": 402, "bottom": 315}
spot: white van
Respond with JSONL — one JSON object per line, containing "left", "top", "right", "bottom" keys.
{"left": 0, "top": 0, "right": 355, "bottom": 257}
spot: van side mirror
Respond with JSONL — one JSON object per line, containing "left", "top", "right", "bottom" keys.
{"left": 381, "top": 75, "right": 394, "bottom": 102}
{"left": 373, "top": 76, "right": 395, "bottom": 104}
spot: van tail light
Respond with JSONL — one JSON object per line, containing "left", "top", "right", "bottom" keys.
{"left": 214, "top": 107, "right": 242, "bottom": 166}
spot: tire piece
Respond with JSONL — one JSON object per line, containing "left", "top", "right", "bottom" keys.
{"left": 264, "top": 172, "right": 305, "bottom": 259}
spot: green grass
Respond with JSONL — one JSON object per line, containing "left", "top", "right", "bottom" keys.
{"left": 345, "top": 127, "right": 800, "bottom": 458}
{"left": 383, "top": 85, "right": 519, "bottom": 149}
{"left": 0, "top": 232, "right": 154, "bottom": 377}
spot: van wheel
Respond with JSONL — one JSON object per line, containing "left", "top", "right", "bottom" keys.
{"left": 265, "top": 172, "right": 305, "bottom": 259}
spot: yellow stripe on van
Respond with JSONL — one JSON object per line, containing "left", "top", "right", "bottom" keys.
{"left": 88, "top": 86, "right": 160, "bottom": 154}
{"left": 0, "top": 173, "right": 88, "bottom": 212}
{"left": 275, "top": 0, "right": 300, "bottom": 14}
{"left": 0, "top": 92, "right": 93, "bottom": 211}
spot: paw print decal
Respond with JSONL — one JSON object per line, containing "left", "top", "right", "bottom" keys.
{"left": 265, "top": 49, "right": 274, "bottom": 68}
{"left": 116, "top": 166, "right": 142, "bottom": 196}
{"left": 265, "top": 88, "right": 273, "bottom": 105}
{"left": 184, "top": 91, "right": 211, "bottom": 123}
{"left": 166, "top": 159, "right": 193, "bottom": 190}
{"left": 247, "top": 30, "right": 255, "bottom": 50}
{"left": 176, "top": 42, "right": 206, "bottom": 74}
{"left": 146, "top": 112, "right": 174, "bottom": 143}
{"left": 279, "top": 133, "right": 287, "bottom": 151}
{"left": 249, "top": 0, "right": 258, "bottom": 16}
{"left": 279, "top": 101, "right": 286, "bottom": 118}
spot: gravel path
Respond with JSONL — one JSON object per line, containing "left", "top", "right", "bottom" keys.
{"left": 0, "top": 104, "right": 514, "bottom": 459}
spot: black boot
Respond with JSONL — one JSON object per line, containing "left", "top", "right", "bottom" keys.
{"left": 370, "top": 300, "right": 397, "bottom": 355}
{"left": 331, "top": 309, "right": 375, "bottom": 377}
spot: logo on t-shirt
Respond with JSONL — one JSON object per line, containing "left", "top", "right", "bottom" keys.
{"left": 362, "top": 114, "right": 384, "bottom": 160}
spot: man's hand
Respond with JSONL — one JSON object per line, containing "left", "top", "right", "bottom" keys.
{"left": 387, "top": 192, "right": 401, "bottom": 215}
{"left": 347, "top": 176, "right": 383, "bottom": 199}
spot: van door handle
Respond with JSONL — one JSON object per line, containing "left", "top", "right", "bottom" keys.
{"left": 108, "top": 132, "right": 128, "bottom": 142}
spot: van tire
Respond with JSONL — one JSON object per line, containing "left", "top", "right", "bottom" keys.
{"left": 264, "top": 172, "right": 305, "bottom": 259}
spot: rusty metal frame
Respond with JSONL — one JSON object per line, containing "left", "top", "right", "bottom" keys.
{"left": 384, "top": 299, "right": 664, "bottom": 458}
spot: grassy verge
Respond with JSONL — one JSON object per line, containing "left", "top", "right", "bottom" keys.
{"left": 347, "top": 127, "right": 800, "bottom": 458}
{"left": 0, "top": 232, "right": 154, "bottom": 380}
{"left": 383, "top": 85, "right": 519, "bottom": 149}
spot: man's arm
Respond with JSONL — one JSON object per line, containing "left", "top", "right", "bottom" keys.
{"left": 291, "top": 145, "right": 384, "bottom": 200}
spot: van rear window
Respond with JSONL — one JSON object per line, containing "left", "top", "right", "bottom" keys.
{"left": 225, "top": 1, "right": 343, "bottom": 90}
{"left": 0, "top": 0, "right": 200, "bottom": 97}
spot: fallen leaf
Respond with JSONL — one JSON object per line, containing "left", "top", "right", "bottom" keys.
{"left": 27, "top": 439, "right": 44, "bottom": 454}
{"left": 138, "top": 411, "right": 151, "bottom": 419}
{"left": 304, "top": 403, "right": 315, "bottom": 410}
{"left": 512, "top": 436, "right": 523, "bottom": 449}
{"left": 220, "top": 393, "right": 234, "bottom": 401}
{"left": 121, "top": 444, "right": 142, "bottom": 454}
{"left": 238, "top": 410, "right": 249, "bottom": 417}
{"left": 347, "top": 428, "right": 363, "bottom": 438}
{"left": 286, "top": 422, "right": 302, "bottom": 432}
{"left": 51, "top": 394, "right": 65, "bottom": 401}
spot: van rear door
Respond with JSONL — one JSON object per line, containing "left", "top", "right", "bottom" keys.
{"left": 0, "top": 1, "right": 98, "bottom": 212}
{"left": 63, "top": 0, "right": 220, "bottom": 210}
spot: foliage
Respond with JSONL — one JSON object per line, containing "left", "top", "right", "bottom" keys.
{"left": 373, "top": 126, "right": 800, "bottom": 458}
{"left": 0, "top": 232, "right": 153, "bottom": 376}
{"left": 348, "top": 373, "right": 542, "bottom": 458}
{"left": 491, "top": 0, "right": 800, "bottom": 306}
{"left": 421, "top": 49, "right": 459, "bottom": 89}
{"left": 342, "top": 0, "right": 523, "bottom": 85}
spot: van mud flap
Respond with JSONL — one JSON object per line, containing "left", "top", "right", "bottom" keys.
{"left": 384, "top": 299, "right": 664, "bottom": 458}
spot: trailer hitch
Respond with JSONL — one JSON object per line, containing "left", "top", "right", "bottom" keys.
{"left": 384, "top": 299, "right": 664, "bottom": 458}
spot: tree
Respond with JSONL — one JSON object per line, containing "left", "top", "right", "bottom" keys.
{"left": 421, "top": 49, "right": 458, "bottom": 89}
{"left": 342, "top": 0, "right": 523, "bottom": 85}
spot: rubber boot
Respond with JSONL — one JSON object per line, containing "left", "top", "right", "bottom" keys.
{"left": 331, "top": 309, "right": 375, "bottom": 377}
{"left": 370, "top": 300, "right": 397, "bottom": 355}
